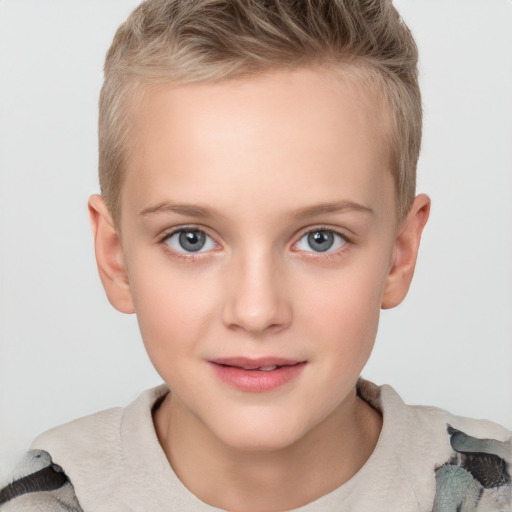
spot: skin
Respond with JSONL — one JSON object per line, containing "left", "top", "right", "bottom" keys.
{"left": 88, "top": 66, "right": 430, "bottom": 511}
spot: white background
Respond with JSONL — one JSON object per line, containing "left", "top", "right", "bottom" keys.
{"left": 1, "top": 0, "right": 511, "bottom": 479}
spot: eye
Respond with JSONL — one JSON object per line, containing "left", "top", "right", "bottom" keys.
{"left": 296, "top": 229, "right": 347, "bottom": 253}
{"left": 163, "top": 229, "right": 217, "bottom": 254}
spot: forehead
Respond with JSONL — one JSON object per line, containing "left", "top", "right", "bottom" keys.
{"left": 121, "top": 66, "right": 394, "bottom": 225}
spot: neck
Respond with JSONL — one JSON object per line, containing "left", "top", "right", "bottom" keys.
{"left": 153, "top": 389, "right": 382, "bottom": 512}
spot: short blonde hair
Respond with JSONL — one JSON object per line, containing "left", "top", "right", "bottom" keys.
{"left": 99, "top": 0, "right": 421, "bottom": 224}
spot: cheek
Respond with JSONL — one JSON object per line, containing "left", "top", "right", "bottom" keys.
{"left": 128, "top": 263, "right": 219, "bottom": 366}
{"left": 297, "top": 262, "right": 387, "bottom": 355}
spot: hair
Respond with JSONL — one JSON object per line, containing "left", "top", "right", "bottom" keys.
{"left": 99, "top": 0, "right": 421, "bottom": 225}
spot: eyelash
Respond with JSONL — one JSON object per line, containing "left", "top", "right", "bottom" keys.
{"left": 158, "top": 225, "right": 352, "bottom": 262}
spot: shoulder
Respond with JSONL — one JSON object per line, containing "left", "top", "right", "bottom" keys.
{"left": 360, "top": 379, "right": 511, "bottom": 511}
{"left": 30, "top": 385, "right": 168, "bottom": 464}
{"left": 31, "top": 403, "right": 126, "bottom": 465}
{"left": 360, "top": 379, "right": 511, "bottom": 448}
{"left": 0, "top": 449, "right": 83, "bottom": 511}
{"left": 27, "top": 385, "right": 169, "bottom": 511}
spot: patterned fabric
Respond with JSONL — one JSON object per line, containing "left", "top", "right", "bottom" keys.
{"left": 433, "top": 426, "right": 511, "bottom": 512}
{"left": 0, "top": 450, "right": 82, "bottom": 511}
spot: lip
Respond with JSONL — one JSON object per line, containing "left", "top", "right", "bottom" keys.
{"left": 209, "top": 357, "right": 307, "bottom": 393}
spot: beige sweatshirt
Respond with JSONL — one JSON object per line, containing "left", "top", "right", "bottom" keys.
{"left": 1, "top": 379, "right": 510, "bottom": 511}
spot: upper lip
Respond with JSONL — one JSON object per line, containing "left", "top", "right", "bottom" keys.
{"left": 209, "top": 357, "right": 305, "bottom": 370}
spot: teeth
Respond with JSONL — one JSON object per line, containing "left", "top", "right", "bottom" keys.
{"left": 258, "top": 365, "right": 278, "bottom": 371}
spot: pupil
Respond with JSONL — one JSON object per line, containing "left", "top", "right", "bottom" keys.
{"left": 308, "top": 231, "right": 334, "bottom": 252}
{"left": 179, "top": 230, "right": 206, "bottom": 252}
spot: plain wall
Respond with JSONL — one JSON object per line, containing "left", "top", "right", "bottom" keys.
{"left": 1, "top": 0, "right": 511, "bottom": 479}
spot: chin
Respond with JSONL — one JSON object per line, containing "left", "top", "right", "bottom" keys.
{"left": 212, "top": 415, "right": 312, "bottom": 453}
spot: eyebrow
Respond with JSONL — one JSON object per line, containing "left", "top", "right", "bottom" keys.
{"left": 288, "top": 201, "right": 374, "bottom": 219}
{"left": 140, "top": 200, "right": 374, "bottom": 219}
{"left": 140, "top": 202, "right": 219, "bottom": 218}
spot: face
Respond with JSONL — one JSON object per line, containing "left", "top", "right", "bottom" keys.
{"left": 111, "top": 67, "right": 403, "bottom": 451}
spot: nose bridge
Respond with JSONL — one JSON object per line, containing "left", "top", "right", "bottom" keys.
{"left": 222, "top": 242, "right": 291, "bottom": 335}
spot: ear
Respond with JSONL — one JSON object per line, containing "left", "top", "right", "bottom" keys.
{"left": 88, "top": 194, "right": 135, "bottom": 314}
{"left": 381, "top": 194, "right": 430, "bottom": 310}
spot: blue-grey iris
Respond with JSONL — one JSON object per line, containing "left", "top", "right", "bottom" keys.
{"left": 307, "top": 231, "right": 334, "bottom": 252}
{"left": 179, "top": 230, "right": 206, "bottom": 252}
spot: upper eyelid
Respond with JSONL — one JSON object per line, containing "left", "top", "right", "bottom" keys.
{"left": 159, "top": 225, "right": 216, "bottom": 241}
{"left": 295, "top": 225, "right": 351, "bottom": 242}
{"left": 294, "top": 227, "right": 349, "bottom": 247}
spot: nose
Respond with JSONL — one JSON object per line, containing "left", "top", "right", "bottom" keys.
{"left": 221, "top": 248, "right": 292, "bottom": 336}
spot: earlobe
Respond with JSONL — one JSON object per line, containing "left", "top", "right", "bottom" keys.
{"left": 88, "top": 194, "right": 135, "bottom": 314}
{"left": 381, "top": 194, "right": 431, "bottom": 310}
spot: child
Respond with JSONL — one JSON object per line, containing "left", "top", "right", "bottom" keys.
{"left": 1, "top": 0, "right": 510, "bottom": 511}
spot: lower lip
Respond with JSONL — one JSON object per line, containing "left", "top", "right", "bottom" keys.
{"left": 210, "top": 362, "right": 306, "bottom": 393}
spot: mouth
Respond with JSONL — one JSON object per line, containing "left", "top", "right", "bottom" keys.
{"left": 208, "top": 357, "right": 307, "bottom": 392}
{"left": 210, "top": 357, "right": 304, "bottom": 370}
